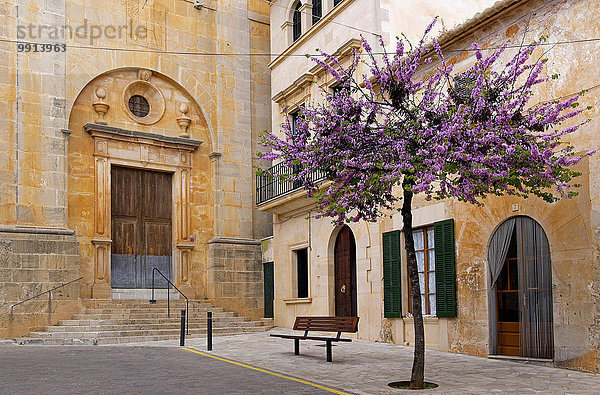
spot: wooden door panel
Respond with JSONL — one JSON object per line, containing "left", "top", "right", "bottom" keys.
{"left": 335, "top": 226, "right": 356, "bottom": 317}
{"left": 144, "top": 221, "right": 172, "bottom": 256}
{"left": 111, "top": 219, "right": 136, "bottom": 255}
{"left": 143, "top": 255, "right": 171, "bottom": 289}
{"left": 143, "top": 221, "right": 171, "bottom": 288}
{"left": 498, "top": 321, "right": 520, "bottom": 356}
{"left": 111, "top": 254, "right": 138, "bottom": 288}
{"left": 142, "top": 171, "right": 172, "bottom": 219}
{"left": 111, "top": 167, "right": 140, "bottom": 220}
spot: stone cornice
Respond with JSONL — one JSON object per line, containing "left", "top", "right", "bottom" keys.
{"left": 84, "top": 123, "right": 203, "bottom": 151}
{"left": 433, "top": 0, "right": 528, "bottom": 51}
{"left": 208, "top": 237, "right": 261, "bottom": 245}
{"left": 271, "top": 38, "right": 361, "bottom": 103}
{"left": 308, "top": 38, "right": 362, "bottom": 76}
{"left": 272, "top": 73, "right": 315, "bottom": 103}
{"left": 0, "top": 225, "right": 75, "bottom": 235}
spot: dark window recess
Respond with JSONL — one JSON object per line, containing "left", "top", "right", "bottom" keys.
{"left": 263, "top": 262, "right": 274, "bottom": 318}
{"left": 291, "top": 111, "right": 300, "bottom": 137}
{"left": 128, "top": 95, "right": 150, "bottom": 118}
{"left": 296, "top": 248, "right": 309, "bottom": 298}
{"left": 293, "top": 2, "right": 302, "bottom": 42}
{"left": 312, "top": 0, "right": 322, "bottom": 25}
{"left": 290, "top": 111, "right": 302, "bottom": 189}
{"left": 333, "top": 0, "right": 343, "bottom": 6}
{"left": 332, "top": 84, "right": 345, "bottom": 96}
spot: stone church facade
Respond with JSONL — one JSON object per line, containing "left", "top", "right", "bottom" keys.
{"left": 260, "top": 0, "right": 600, "bottom": 373}
{"left": 1, "top": 0, "right": 272, "bottom": 338}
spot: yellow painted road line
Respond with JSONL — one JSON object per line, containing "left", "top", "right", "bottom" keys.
{"left": 181, "top": 347, "right": 351, "bottom": 395}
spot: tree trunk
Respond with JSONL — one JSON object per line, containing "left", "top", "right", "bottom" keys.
{"left": 401, "top": 184, "right": 425, "bottom": 389}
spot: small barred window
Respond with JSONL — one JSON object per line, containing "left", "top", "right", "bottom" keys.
{"left": 128, "top": 95, "right": 150, "bottom": 118}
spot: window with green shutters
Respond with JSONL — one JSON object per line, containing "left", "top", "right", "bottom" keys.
{"left": 382, "top": 230, "right": 402, "bottom": 318}
{"left": 434, "top": 219, "right": 456, "bottom": 318}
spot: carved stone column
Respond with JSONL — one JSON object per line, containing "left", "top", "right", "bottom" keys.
{"left": 92, "top": 139, "right": 112, "bottom": 298}
{"left": 176, "top": 160, "right": 195, "bottom": 295}
{"left": 177, "top": 166, "right": 191, "bottom": 242}
{"left": 209, "top": 152, "right": 222, "bottom": 238}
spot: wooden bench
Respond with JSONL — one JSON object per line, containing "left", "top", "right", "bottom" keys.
{"left": 270, "top": 316, "right": 359, "bottom": 362}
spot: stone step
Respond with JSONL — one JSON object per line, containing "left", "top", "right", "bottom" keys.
{"left": 27, "top": 325, "right": 269, "bottom": 339}
{"left": 257, "top": 318, "right": 274, "bottom": 326}
{"left": 15, "top": 328, "right": 269, "bottom": 345}
{"left": 43, "top": 321, "right": 259, "bottom": 332}
{"left": 81, "top": 307, "right": 226, "bottom": 314}
{"left": 90, "top": 299, "right": 213, "bottom": 307}
{"left": 19, "top": 299, "right": 272, "bottom": 345}
{"left": 110, "top": 289, "right": 181, "bottom": 301}
{"left": 71, "top": 312, "right": 237, "bottom": 320}
{"left": 57, "top": 316, "right": 249, "bottom": 326}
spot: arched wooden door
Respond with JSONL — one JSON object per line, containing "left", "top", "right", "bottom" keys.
{"left": 334, "top": 226, "right": 357, "bottom": 317}
{"left": 490, "top": 216, "right": 553, "bottom": 359}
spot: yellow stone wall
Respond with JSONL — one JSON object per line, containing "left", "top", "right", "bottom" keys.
{"left": 1, "top": 0, "right": 272, "bottom": 337}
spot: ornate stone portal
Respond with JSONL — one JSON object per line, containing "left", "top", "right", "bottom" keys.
{"left": 84, "top": 123, "right": 202, "bottom": 298}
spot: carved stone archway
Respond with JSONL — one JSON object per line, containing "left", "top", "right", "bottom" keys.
{"left": 85, "top": 123, "right": 202, "bottom": 298}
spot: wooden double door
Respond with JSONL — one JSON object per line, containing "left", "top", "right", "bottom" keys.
{"left": 334, "top": 226, "right": 357, "bottom": 317}
{"left": 111, "top": 166, "right": 172, "bottom": 289}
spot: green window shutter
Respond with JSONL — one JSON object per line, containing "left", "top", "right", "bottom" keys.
{"left": 434, "top": 219, "right": 457, "bottom": 318}
{"left": 382, "top": 230, "right": 402, "bottom": 318}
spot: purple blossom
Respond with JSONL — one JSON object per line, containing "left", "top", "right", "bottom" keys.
{"left": 260, "top": 19, "right": 592, "bottom": 226}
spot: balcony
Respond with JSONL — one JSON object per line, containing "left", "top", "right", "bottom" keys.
{"left": 256, "top": 162, "right": 326, "bottom": 206}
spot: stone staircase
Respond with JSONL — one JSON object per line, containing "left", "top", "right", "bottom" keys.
{"left": 14, "top": 299, "right": 273, "bottom": 345}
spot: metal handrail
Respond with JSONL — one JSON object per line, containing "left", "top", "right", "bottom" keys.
{"left": 10, "top": 277, "right": 83, "bottom": 310}
{"left": 149, "top": 268, "right": 189, "bottom": 335}
{"left": 256, "top": 162, "right": 327, "bottom": 205}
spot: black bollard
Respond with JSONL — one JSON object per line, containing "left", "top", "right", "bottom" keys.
{"left": 207, "top": 311, "right": 212, "bottom": 351}
{"left": 180, "top": 309, "right": 186, "bottom": 346}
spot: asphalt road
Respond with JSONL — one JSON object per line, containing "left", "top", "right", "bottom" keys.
{"left": 0, "top": 346, "right": 333, "bottom": 394}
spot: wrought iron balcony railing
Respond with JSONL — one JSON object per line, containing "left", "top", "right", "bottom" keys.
{"left": 256, "top": 162, "right": 327, "bottom": 205}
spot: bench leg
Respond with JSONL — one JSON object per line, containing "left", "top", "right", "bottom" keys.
{"left": 294, "top": 339, "right": 299, "bottom": 355}
{"left": 326, "top": 340, "right": 332, "bottom": 362}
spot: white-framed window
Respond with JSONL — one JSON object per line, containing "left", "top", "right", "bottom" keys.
{"left": 408, "top": 226, "right": 436, "bottom": 316}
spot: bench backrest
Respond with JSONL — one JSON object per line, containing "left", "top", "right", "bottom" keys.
{"left": 293, "top": 316, "right": 359, "bottom": 333}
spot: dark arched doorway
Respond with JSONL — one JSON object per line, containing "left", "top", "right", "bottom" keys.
{"left": 488, "top": 216, "right": 553, "bottom": 359}
{"left": 334, "top": 226, "right": 357, "bottom": 316}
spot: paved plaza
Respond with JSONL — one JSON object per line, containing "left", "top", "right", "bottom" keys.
{"left": 1, "top": 329, "right": 599, "bottom": 394}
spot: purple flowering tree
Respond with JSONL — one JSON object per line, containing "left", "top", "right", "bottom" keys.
{"left": 260, "top": 19, "right": 592, "bottom": 389}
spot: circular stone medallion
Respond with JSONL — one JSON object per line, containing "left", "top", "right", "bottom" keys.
{"left": 122, "top": 80, "right": 165, "bottom": 125}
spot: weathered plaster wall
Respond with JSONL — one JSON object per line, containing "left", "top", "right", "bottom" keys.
{"left": 427, "top": 0, "right": 600, "bottom": 371}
